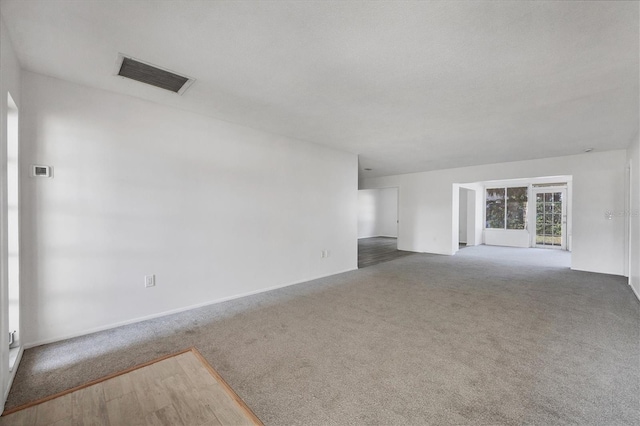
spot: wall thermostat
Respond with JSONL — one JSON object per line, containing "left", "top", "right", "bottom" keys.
{"left": 31, "top": 165, "right": 52, "bottom": 178}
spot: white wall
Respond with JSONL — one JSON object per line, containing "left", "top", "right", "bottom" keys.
{"left": 458, "top": 188, "right": 468, "bottom": 243}
{"left": 20, "top": 72, "right": 358, "bottom": 346}
{"left": 377, "top": 188, "right": 398, "bottom": 237}
{"left": 362, "top": 151, "right": 628, "bottom": 276}
{"left": 467, "top": 190, "right": 479, "bottom": 246}
{"left": 628, "top": 134, "right": 639, "bottom": 299}
{"left": 484, "top": 229, "right": 530, "bottom": 248}
{"left": 0, "top": 12, "right": 22, "bottom": 409}
{"left": 357, "top": 190, "right": 376, "bottom": 238}
{"left": 357, "top": 188, "right": 397, "bottom": 238}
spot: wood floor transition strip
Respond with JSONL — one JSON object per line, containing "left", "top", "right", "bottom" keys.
{"left": 190, "top": 348, "right": 263, "bottom": 425}
{"left": 0, "top": 347, "right": 263, "bottom": 425}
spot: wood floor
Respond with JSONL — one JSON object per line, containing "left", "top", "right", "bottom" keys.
{"left": 358, "top": 236, "right": 413, "bottom": 268}
{"left": 0, "top": 348, "right": 262, "bottom": 426}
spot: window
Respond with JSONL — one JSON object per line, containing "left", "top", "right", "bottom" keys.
{"left": 485, "top": 187, "right": 527, "bottom": 229}
{"left": 6, "top": 93, "right": 20, "bottom": 369}
{"left": 486, "top": 188, "right": 505, "bottom": 228}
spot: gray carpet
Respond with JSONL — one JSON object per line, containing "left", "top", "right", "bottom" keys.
{"left": 6, "top": 246, "right": 640, "bottom": 425}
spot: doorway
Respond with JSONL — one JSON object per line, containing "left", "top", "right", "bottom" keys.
{"left": 458, "top": 187, "right": 479, "bottom": 248}
{"left": 357, "top": 188, "right": 398, "bottom": 241}
{"left": 357, "top": 188, "right": 408, "bottom": 267}
{"left": 533, "top": 188, "right": 567, "bottom": 250}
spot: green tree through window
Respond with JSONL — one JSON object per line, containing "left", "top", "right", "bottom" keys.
{"left": 506, "top": 187, "right": 527, "bottom": 229}
{"left": 486, "top": 187, "right": 527, "bottom": 229}
{"left": 486, "top": 188, "right": 505, "bottom": 228}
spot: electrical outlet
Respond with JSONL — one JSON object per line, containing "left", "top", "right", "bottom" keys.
{"left": 144, "top": 275, "right": 155, "bottom": 288}
{"left": 326, "top": 250, "right": 330, "bottom": 257}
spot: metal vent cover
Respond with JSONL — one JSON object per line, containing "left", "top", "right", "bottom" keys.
{"left": 115, "top": 55, "right": 194, "bottom": 94}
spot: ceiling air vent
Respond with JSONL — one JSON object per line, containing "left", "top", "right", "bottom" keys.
{"left": 115, "top": 55, "right": 194, "bottom": 94}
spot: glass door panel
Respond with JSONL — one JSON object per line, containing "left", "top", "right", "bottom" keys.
{"left": 535, "top": 189, "right": 566, "bottom": 249}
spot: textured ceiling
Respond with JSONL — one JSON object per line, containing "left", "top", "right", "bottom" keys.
{"left": 1, "top": 1, "right": 638, "bottom": 177}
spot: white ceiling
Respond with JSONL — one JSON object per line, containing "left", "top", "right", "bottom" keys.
{"left": 1, "top": 0, "right": 638, "bottom": 177}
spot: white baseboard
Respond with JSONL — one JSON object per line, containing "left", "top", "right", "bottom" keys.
{"left": 24, "top": 267, "right": 357, "bottom": 349}
{"left": 630, "top": 279, "right": 640, "bottom": 302}
{"left": 358, "top": 235, "right": 397, "bottom": 239}
{"left": 3, "top": 346, "right": 24, "bottom": 409}
{"left": 569, "top": 266, "right": 625, "bottom": 277}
